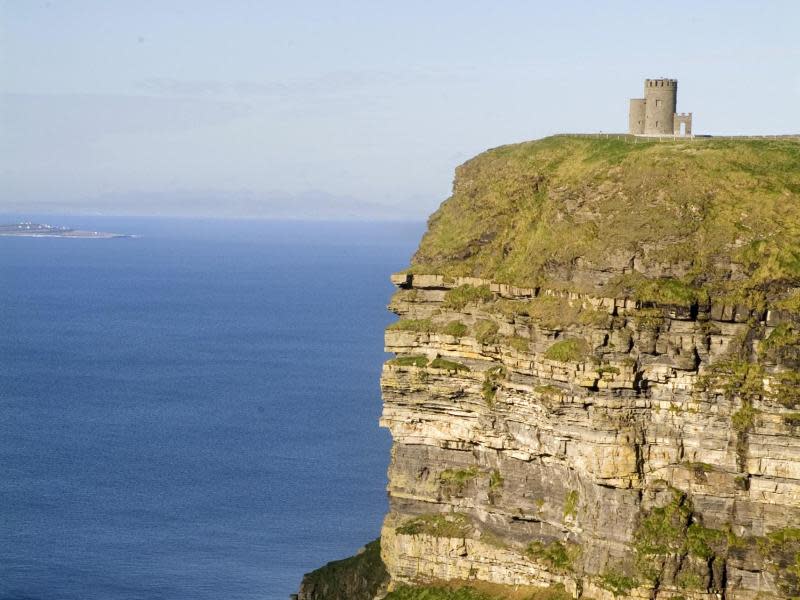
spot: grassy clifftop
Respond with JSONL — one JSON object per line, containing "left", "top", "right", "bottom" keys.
{"left": 412, "top": 136, "right": 800, "bottom": 306}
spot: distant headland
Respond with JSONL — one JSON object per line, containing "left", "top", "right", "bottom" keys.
{"left": 0, "top": 222, "right": 133, "bottom": 239}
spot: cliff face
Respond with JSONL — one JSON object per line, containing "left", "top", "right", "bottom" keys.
{"left": 377, "top": 137, "right": 800, "bottom": 600}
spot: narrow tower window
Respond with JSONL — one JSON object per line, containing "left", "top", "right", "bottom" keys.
{"left": 656, "top": 99, "right": 662, "bottom": 107}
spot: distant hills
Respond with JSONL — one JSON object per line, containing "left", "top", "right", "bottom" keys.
{"left": 0, "top": 190, "right": 424, "bottom": 221}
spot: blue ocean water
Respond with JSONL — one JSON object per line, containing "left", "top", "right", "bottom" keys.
{"left": 0, "top": 217, "right": 424, "bottom": 600}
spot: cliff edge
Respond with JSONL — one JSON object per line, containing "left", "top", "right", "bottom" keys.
{"left": 302, "top": 135, "right": 800, "bottom": 600}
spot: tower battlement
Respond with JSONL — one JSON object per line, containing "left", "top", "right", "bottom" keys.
{"left": 645, "top": 78, "right": 677, "bottom": 88}
{"left": 629, "top": 78, "right": 692, "bottom": 136}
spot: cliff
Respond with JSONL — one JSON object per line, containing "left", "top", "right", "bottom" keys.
{"left": 300, "top": 135, "right": 800, "bottom": 600}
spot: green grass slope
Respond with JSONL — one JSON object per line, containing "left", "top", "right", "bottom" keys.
{"left": 411, "top": 136, "right": 800, "bottom": 306}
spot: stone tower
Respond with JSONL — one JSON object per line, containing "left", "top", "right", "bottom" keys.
{"left": 628, "top": 78, "right": 692, "bottom": 136}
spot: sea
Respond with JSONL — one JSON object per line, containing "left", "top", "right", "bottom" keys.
{"left": 0, "top": 216, "right": 425, "bottom": 600}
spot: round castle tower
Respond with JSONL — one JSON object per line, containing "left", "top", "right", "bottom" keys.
{"left": 644, "top": 79, "right": 678, "bottom": 135}
{"left": 643, "top": 78, "right": 677, "bottom": 135}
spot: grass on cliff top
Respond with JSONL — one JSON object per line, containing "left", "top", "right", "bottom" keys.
{"left": 385, "top": 582, "right": 571, "bottom": 600}
{"left": 430, "top": 357, "right": 470, "bottom": 372}
{"left": 443, "top": 284, "right": 495, "bottom": 310}
{"left": 388, "top": 318, "right": 434, "bottom": 332}
{"left": 389, "top": 355, "right": 429, "bottom": 367}
{"left": 410, "top": 136, "right": 800, "bottom": 303}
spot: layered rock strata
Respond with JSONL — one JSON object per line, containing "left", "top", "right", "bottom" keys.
{"left": 379, "top": 274, "right": 800, "bottom": 599}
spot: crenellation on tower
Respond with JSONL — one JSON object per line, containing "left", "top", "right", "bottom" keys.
{"left": 645, "top": 78, "right": 677, "bottom": 88}
{"left": 629, "top": 78, "right": 692, "bottom": 136}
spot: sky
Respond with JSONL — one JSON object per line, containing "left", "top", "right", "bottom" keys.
{"left": 1, "top": 1, "right": 799, "bottom": 220}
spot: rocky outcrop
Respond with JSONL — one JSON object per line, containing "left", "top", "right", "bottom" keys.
{"left": 296, "top": 540, "right": 389, "bottom": 600}
{"left": 379, "top": 272, "right": 800, "bottom": 599}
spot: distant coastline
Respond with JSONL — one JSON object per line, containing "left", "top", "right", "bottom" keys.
{"left": 0, "top": 222, "right": 133, "bottom": 239}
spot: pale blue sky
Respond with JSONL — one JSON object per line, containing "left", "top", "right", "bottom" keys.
{"left": 2, "top": 1, "right": 799, "bottom": 218}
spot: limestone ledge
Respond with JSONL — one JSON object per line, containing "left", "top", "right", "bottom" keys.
{"left": 381, "top": 519, "right": 746, "bottom": 600}
{"left": 390, "top": 272, "right": 768, "bottom": 323}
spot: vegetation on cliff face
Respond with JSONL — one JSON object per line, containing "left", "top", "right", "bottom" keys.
{"left": 411, "top": 136, "right": 800, "bottom": 305}
{"left": 443, "top": 284, "right": 495, "bottom": 310}
{"left": 384, "top": 582, "right": 572, "bottom": 600}
{"left": 395, "top": 513, "right": 472, "bottom": 537}
{"left": 543, "top": 338, "right": 589, "bottom": 363}
{"left": 295, "top": 539, "right": 388, "bottom": 600}
{"left": 525, "top": 540, "right": 579, "bottom": 573}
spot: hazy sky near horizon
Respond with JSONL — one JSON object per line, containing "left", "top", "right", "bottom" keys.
{"left": 2, "top": 1, "right": 799, "bottom": 219}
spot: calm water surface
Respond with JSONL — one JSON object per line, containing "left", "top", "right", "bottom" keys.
{"left": 0, "top": 217, "right": 423, "bottom": 600}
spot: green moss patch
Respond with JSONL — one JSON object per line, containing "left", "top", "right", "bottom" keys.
{"left": 443, "top": 284, "right": 494, "bottom": 310}
{"left": 634, "top": 492, "right": 692, "bottom": 555}
{"left": 388, "top": 319, "right": 434, "bottom": 332}
{"left": 429, "top": 357, "right": 470, "bottom": 372}
{"left": 481, "top": 366, "right": 506, "bottom": 406}
{"left": 697, "top": 359, "right": 765, "bottom": 404}
{"left": 635, "top": 277, "right": 708, "bottom": 308}
{"left": 630, "top": 307, "right": 665, "bottom": 330}
{"left": 761, "top": 323, "right": 800, "bottom": 365}
{"left": 441, "top": 320, "right": 468, "bottom": 337}
{"left": 758, "top": 527, "right": 800, "bottom": 595}
{"left": 389, "top": 355, "right": 429, "bottom": 367}
{"left": 732, "top": 402, "right": 757, "bottom": 432}
{"left": 630, "top": 486, "right": 744, "bottom": 590}
{"left": 525, "top": 540, "right": 579, "bottom": 572}
{"left": 598, "top": 570, "right": 637, "bottom": 597}
{"left": 776, "top": 290, "right": 800, "bottom": 314}
{"left": 395, "top": 513, "right": 472, "bottom": 538}
{"left": 507, "top": 335, "right": 530, "bottom": 352}
{"left": 474, "top": 320, "right": 500, "bottom": 345}
{"left": 488, "top": 469, "right": 504, "bottom": 491}
{"left": 774, "top": 371, "right": 800, "bottom": 408}
{"left": 544, "top": 338, "right": 589, "bottom": 363}
{"left": 685, "top": 523, "right": 727, "bottom": 560}
{"left": 784, "top": 412, "right": 800, "bottom": 426}
{"left": 439, "top": 467, "right": 480, "bottom": 496}
{"left": 563, "top": 490, "right": 579, "bottom": 519}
